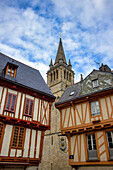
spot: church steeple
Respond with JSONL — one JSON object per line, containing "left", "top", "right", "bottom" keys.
{"left": 54, "top": 38, "right": 67, "bottom": 65}
{"left": 47, "top": 37, "right": 74, "bottom": 97}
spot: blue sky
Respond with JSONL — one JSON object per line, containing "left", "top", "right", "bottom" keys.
{"left": 0, "top": 0, "right": 113, "bottom": 82}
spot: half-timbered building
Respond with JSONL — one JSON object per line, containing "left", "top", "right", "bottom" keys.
{"left": 0, "top": 52, "right": 55, "bottom": 169}
{"left": 56, "top": 64, "right": 113, "bottom": 170}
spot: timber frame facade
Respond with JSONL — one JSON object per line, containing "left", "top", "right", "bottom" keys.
{"left": 0, "top": 52, "right": 55, "bottom": 167}
{"left": 56, "top": 64, "right": 113, "bottom": 168}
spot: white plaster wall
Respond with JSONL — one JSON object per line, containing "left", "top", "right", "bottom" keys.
{"left": 1, "top": 125, "right": 13, "bottom": 156}
{"left": 23, "top": 128, "right": 30, "bottom": 157}
{"left": 0, "top": 88, "right": 7, "bottom": 114}
{"left": 10, "top": 149, "right": 16, "bottom": 157}
{"left": 0, "top": 86, "right": 3, "bottom": 102}
{"left": 8, "top": 89, "right": 17, "bottom": 95}
{"left": 20, "top": 94, "right": 25, "bottom": 119}
{"left": 30, "top": 130, "right": 36, "bottom": 158}
{"left": 36, "top": 131, "right": 41, "bottom": 158}
{"left": 15, "top": 92, "right": 21, "bottom": 118}
{"left": 33, "top": 98, "right": 38, "bottom": 121}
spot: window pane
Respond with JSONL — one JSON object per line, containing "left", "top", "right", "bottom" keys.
{"left": 87, "top": 135, "right": 92, "bottom": 150}
{"left": 91, "top": 101, "right": 100, "bottom": 116}
{"left": 18, "top": 127, "right": 24, "bottom": 147}
{"left": 11, "top": 95, "right": 16, "bottom": 111}
{"left": 87, "top": 134, "right": 97, "bottom": 151}
{"left": 12, "top": 127, "right": 19, "bottom": 147}
{"left": 12, "top": 127, "right": 24, "bottom": 148}
{"left": 29, "top": 100, "right": 33, "bottom": 115}
{"left": 25, "top": 99, "right": 29, "bottom": 115}
{"left": 6, "top": 94, "right": 12, "bottom": 110}
{"left": 107, "top": 131, "right": 113, "bottom": 148}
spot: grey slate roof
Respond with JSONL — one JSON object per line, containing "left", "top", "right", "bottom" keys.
{"left": 57, "top": 82, "right": 82, "bottom": 104}
{"left": 56, "top": 67, "right": 113, "bottom": 106}
{"left": 0, "top": 52, "right": 55, "bottom": 99}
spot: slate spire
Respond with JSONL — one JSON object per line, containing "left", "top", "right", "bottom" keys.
{"left": 54, "top": 38, "right": 67, "bottom": 65}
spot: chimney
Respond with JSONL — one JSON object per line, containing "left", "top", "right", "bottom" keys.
{"left": 99, "top": 63, "right": 111, "bottom": 72}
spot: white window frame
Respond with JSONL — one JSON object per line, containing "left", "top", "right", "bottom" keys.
{"left": 92, "top": 79, "right": 99, "bottom": 88}
{"left": 90, "top": 101, "right": 100, "bottom": 116}
{"left": 87, "top": 133, "right": 98, "bottom": 160}
{"left": 87, "top": 134, "right": 97, "bottom": 151}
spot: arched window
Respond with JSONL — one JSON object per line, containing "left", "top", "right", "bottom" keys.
{"left": 64, "top": 70, "right": 66, "bottom": 79}
{"left": 56, "top": 70, "right": 58, "bottom": 79}
{"left": 69, "top": 73, "right": 71, "bottom": 82}
{"left": 54, "top": 71, "right": 55, "bottom": 80}
{"left": 51, "top": 73, "right": 52, "bottom": 82}
{"left": 67, "top": 72, "right": 68, "bottom": 80}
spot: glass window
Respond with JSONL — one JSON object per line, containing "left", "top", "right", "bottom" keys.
{"left": 92, "top": 79, "right": 99, "bottom": 88}
{"left": 5, "top": 93, "right": 16, "bottom": 112}
{"left": 24, "top": 99, "right": 33, "bottom": 116}
{"left": 87, "top": 133, "right": 98, "bottom": 160}
{"left": 106, "top": 131, "right": 113, "bottom": 159}
{"left": 87, "top": 134, "right": 97, "bottom": 151}
{"left": 7, "top": 65, "right": 16, "bottom": 77}
{"left": 12, "top": 126, "right": 25, "bottom": 148}
{"left": 90, "top": 101, "right": 100, "bottom": 116}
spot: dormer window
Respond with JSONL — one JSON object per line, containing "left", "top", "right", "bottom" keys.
{"left": 6, "top": 63, "right": 18, "bottom": 77}
{"left": 69, "top": 91, "right": 74, "bottom": 96}
{"left": 92, "top": 79, "right": 99, "bottom": 88}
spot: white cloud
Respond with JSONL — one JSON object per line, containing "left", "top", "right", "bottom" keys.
{"left": 0, "top": 0, "right": 113, "bottom": 85}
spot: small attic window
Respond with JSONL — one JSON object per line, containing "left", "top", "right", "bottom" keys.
{"left": 6, "top": 63, "right": 18, "bottom": 77}
{"left": 92, "top": 79, "right": 99, "bottom": 88}
{"left": 69, "top": 91, "right": 74, "bottom": 96}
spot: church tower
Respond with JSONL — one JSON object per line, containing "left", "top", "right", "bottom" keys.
{"left": 39, "top": 38, "right": 74, "bottom": 170}
{"left": 47, "top": 38, "right": 74, "bottom": 99}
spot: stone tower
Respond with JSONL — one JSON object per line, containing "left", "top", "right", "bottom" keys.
{"left": 38, "top": 38, "right": 74, "bottom": 170}
{"left": 47, "top": 38, "right": 74, "bottom": 99}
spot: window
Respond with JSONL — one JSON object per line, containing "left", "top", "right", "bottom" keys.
{"left": 5, "top": 93, "right": 16, "bottom": 112}
{"left": 6, "top": 63, "right": 17, "bottom": 77}
{"left": 0, "top": 123, "right": 4, "bottom": 140}
{"left": 24, "top": 99, "right": 34, "bottom": 116}
{"left": 56, "top": 70, "right": 58, "bottom": 79}
{"left": 90, "top": 101, "right": 100, "bottom": 116}
{"left": 106, "top": 131, "right": 113, "bottom": 159}
{"left": 12, "top": 126, "right": 25, "bottom": 148}
{"left": 51, "top": 73, "right": 52, "bottom": 82}
{"left": 67, "top": 72, "right": 68, "bottom": 80}
{"left": 64, "top": 70, "right": 66, "bottom": 79}
{"left": 54, "top": 71, "right": 55, "bottom": 80}
{"left": 69, "top": 73, "right": 71, "bottom": 82}
{"left": 69, "top": 91, "right": 74, "bottom": 96}
{"left": 92, "top": 79, "right": 99, "bottom": 88}
{"left": 87, "top": 133, "right": 98, "bottom": 160}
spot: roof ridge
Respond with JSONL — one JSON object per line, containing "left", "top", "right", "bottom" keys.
{"left": 0, "top": 52, "right": 40, "bottom": 73}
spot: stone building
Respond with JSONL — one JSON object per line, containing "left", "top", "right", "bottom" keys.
{"left": 39, "top": 38, "right": 74, "bottom": 170}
